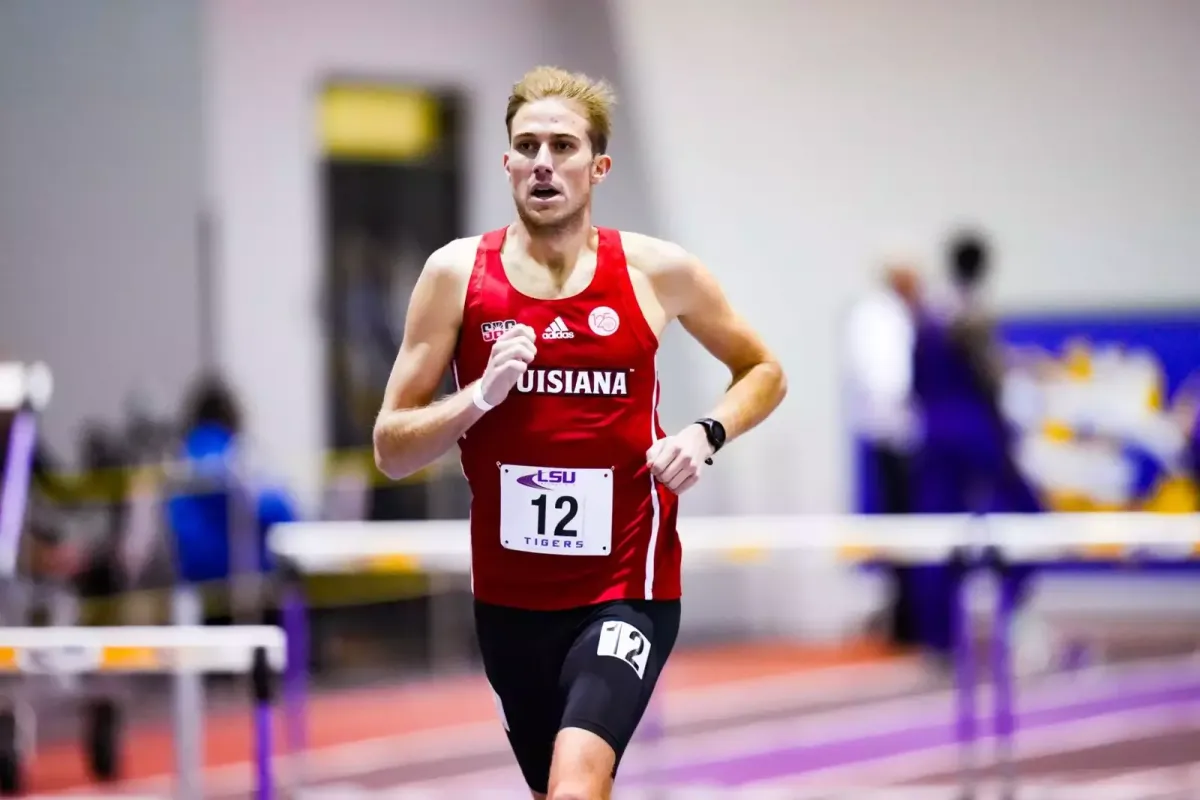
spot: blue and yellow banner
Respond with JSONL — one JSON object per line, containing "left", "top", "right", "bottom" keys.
{"left": 999, "top": 311, "right": 1200, "bottom": 514}
{"left": 854, "top": 309, "right": 1200, "bottom": 515}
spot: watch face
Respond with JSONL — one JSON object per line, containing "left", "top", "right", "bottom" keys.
{"left": 704, "top": 419, "right": 725, "bottom": 449}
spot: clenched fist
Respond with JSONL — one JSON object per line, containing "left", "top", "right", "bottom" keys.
{"left": 479, "top": 324, "right": 537, "bottom": 408}
{"left": 646, "top": 424, "right": 714, "bottom": 494}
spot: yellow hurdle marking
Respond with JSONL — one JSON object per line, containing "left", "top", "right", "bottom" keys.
{"left": 362, "top": 553, "right": 421, "bottom": 573}
{"left": 101, "top": 647, "right": 160, "bottom": 670}
{"left": 1078, "top": 543, "right": 1127, "bottom": 560}
{"left": 724, "top": 546, "right": 766, "bottom": 564}
{"left": 837, "top": 545, "right": 881, "bottom": 562}
{"left": 0, "top": 646, "right": 160, "bottom": 672}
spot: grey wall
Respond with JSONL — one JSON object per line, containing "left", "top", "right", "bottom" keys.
{"left": 0, "top": 0, "right": 207, "bottom": 457}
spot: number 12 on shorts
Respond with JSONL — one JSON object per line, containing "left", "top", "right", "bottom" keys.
{"left": 597, "top": 621, "right": 650, "bottom": 679}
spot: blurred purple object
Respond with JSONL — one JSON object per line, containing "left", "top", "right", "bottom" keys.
{"left": 282, "top": 586, "right": 309, "bottom": 757}
{"left": 0, "top": 410, "right": 37, "bottom": 575}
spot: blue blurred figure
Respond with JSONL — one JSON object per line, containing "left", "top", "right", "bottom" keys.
{"left": 908, "top": 230, "right": 1042, "bottom": 660}
{"left": 167, "top": 376, "right": 297, "bottom": 590}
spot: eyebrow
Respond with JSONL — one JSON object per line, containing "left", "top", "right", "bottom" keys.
{"left": 513, "top": 131, "right": 582, "bottom": 142}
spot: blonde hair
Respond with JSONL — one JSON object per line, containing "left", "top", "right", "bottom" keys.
{"left": 506, "top": 66, "right": 616, "bottom": 154}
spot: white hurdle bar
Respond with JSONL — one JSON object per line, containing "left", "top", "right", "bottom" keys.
{"left": 269, "top": 513, "right": 1200, "bottom": 578}
{"left": 268, "top": 512, "right": 1200, "bottom": 792}
{"left": 0, "top": 625, "right": 286, "bottom": 800}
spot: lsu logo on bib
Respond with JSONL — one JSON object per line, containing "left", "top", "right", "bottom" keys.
{"left": 516, "top": 468, "right": 576, "bottom": 490}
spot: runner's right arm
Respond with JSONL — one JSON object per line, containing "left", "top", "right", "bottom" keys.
{"left": 373, "top": 245, "right": 536, "bottom": 480}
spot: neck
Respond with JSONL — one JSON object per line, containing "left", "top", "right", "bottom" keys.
{"left": 512, "top": 209, "right": 594, "bottom": 273}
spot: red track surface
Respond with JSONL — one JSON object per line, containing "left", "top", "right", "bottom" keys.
{"left": 29, "top": 640, "right": 1200, "bottom": 798}
{"left": 34, "top": 641, "right": 897, "bottom": 795}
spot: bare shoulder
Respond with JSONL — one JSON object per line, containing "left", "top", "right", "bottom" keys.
{"left": 415, "top": 235, "right": 480, "bottom": 312}
{"left": 617, "top": 230, "right": 693, "bottom": 278}
{"left": 617, "top": 230, "right": 711, "bottom": 317}
{"left": 425, "top": 235, "right": 481, "bottom": 279}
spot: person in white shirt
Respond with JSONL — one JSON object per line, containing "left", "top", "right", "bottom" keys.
{"left": 845, "top": 256, "right": 921, "bottom": 512}
{"left": 845, "top": 252, "right": 922, "bottom": 646}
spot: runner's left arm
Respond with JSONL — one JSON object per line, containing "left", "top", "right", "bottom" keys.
{"left": 660, "top": 252, "right": 787, "bottom": 444}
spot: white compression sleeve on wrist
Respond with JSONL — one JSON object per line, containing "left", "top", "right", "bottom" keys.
{"left": 472, "top": 381, "right": 494, "bottom": 412}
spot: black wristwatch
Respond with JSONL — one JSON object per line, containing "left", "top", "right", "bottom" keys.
{"left": 695, "top": 417, "right": 726, "bottom": 465}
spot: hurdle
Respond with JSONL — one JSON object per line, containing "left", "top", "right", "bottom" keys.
{"left": 268, "top": 512, "right": 1200, "bottom": 795}
{"left": 0, "top": 625, "right": 285, "bottom": 798}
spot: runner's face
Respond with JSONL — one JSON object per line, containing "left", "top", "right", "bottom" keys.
{"left": 505, "top": 98, "right": 609, "bottom": 231}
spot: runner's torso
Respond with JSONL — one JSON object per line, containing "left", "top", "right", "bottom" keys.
{"left": 452, "top": 227, "right": 681, "bottom": 610}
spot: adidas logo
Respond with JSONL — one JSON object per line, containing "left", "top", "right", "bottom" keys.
{"left": 541, "top": 317, "right": 575, "bottom": 340}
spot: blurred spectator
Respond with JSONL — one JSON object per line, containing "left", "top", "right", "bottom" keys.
{"left": 181, "top": 373, "right": 242, "bottom": 437}
{"left": 845, "top": 247, "right": 922, "bottom": 648}
{"left": 908, "top": 229, "right": 1042, "bottom": 663}
{"left": 167, "top": 375, "right": 297, "bottom": 600}
{"left": 912, "top": 229, "right": 1040, "bottom": 516}
{"left": 69, "top": 421, "right": 135, "bottom": 602}
{"left": 846, "top": 250, "right": 921, "bottom": 514}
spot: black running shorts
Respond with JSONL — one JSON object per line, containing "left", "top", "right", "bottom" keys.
{"left": 473, "top": 597, "right": 681, "bottom": 794}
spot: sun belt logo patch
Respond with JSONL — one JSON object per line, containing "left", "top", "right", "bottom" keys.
{"left": 481, "top": 319, "right": 516, "bottom": 342}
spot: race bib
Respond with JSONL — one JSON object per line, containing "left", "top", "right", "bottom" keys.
{"left": 499, "top": 465, "right": 613, "bottom": 556}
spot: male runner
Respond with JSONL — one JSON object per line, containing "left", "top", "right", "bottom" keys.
{"left": 373, "top": 66, "right": 787, "bottom": 800}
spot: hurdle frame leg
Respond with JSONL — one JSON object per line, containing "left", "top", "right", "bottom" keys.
{"left": 251, "top": 646, "right": 276, "bottom": 800}
{"left": 991, "top": 558, "right": 1020, "bottom": 800}
{"left": 279, "top": 565, "right": 309, "bottom": 777}
{"left": 170, "top": 584, "right": 206, "bottom": 800}
{"left": 950, "top": 548, "right": 978, "bottom": 800}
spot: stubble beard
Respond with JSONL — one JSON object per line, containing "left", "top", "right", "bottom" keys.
{"left": 516, "top": 195, "right": 590, "bottom": 238}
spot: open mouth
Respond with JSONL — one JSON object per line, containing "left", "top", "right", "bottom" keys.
{"left": 531, "top": 186, "right": 561, "bottom": 200}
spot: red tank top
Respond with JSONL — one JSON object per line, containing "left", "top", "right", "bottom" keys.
{"left": 452, "top": 227, "right": 682, "bottom": 610}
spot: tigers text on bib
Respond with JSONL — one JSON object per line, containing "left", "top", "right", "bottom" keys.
{"left": 499, "top": 465, "right": 613, "bottom": 556}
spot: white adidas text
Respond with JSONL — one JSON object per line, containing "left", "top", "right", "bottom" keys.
{"left": 542, "top": 317, "right": 575, "bottom": 340}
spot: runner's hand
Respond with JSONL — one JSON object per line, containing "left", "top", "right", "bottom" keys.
{"left": 647, "top": 424, "right": 713, "bottom": 494}
{"left": 479, "top": 324, "right": 537, "bottom": 407}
